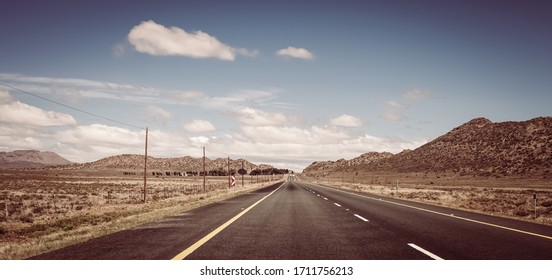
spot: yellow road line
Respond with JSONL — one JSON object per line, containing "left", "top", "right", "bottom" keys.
{"left": 308, "top": 182, "right": 552, "bottom": 241}
{"left": 171, "top": 182, "right": 286, "bottom": 260}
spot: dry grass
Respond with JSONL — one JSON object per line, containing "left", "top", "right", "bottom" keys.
{"left": 0, "top": 170, "right": 282, "bottom": 259}
{"left": 301, "top": 173, "right": 552, "bottom": 226}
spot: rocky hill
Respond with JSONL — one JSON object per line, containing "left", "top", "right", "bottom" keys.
{"left": 303, "top": 117, "right": 552, "bottom": 178}
{"left": 303, "top": 152, "right": 394, "bottom": 174}
{"left": 0, "top": 150, "right": 73, "bottom": 169}
{"left": 63, "top": 154, "right": 273, "bottom": 174}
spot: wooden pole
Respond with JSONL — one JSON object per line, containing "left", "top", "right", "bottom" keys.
{"left": 203, "top": 147, "right": 206, "bottom": 192}
{"left": 143, "top": 127, "right": 148, "bottom": 203}
{"left": 242, "top": 161, "right": 244, "bottom": 187}
{"left": 227, "top": 157, "right": 231, "bottom": 188}
{"left": 534, "top": 193, "right": 537, "bottom": 219}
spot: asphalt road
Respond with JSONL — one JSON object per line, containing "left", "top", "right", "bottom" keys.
{"left": 31, "top": 180, "right": 552, "bottom": 260}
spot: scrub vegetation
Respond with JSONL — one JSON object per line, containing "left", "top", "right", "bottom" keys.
{"left": 0, "top": 170, "right": 281, "bottom": 259}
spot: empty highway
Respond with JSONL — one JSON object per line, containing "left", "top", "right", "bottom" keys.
{"left": 32, "top": 179, "right": 552, "bottom": 260}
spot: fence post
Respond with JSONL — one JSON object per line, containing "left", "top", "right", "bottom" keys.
{"left": 143, "top": 127, "right": 148, "bottom": 203}
{"left": 203, "top": 147, "right": 206, "bottom": 192}
{"left": 534, "top": 193, "right": 537, "bottom": 219}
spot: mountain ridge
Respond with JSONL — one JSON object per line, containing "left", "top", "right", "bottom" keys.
{"left": 67, "top": 154, "right": 274, "bottom": 173}
{"left": 303, "top": 117, "right": 552, "bottom": 178}
{"left": 0, "top": 150, "right": 73, "bottom": 169}
{"left": 0, "top": 150, "right": 274, "bottom": 173}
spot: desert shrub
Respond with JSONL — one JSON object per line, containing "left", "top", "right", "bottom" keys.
{"left": 514, "top": 209, "right": 530, "bottom": 217}
{"left": 0, "top": 224, "right": 7, "bottom": 235}
{"left": 19, "top": 215, "right": 34, "bottom": 223}
{"left": 514, "top": 199, "right": 527, "bottom": 207}
{"left": 541, "top": 200, "right": 552, "bottom": 207}
{"left": 8, "top": 203, "right": 23, "bottom": 216}
{"left": 32, "top": 206, "right": 45, "bottom": 214}
{"left": 19, "top": 223, "right": 49, "bottom": 235}
{"left": 57, "top": 220, "right": 75, "bottom": 231}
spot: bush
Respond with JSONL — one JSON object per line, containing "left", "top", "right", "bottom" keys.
{"left": 514, "top": 209, "right": 530, "bottom": 217}
{"left": 32, "top": 206, "right": 45, "bottom": 214}
{"left": 19, "top": 215, "right": 34, "bottom": 223}
{"left": 541, "top": 200, "right": 552, "bottom": 207}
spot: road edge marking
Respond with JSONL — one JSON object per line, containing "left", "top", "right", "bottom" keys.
{"left": 171, "top": 181, "right": 287, "bottom": 260}
{"left": 408, "top": 243, "right": 444, "bottom": 260}
{"left": 305, "top": 182, "right": 552, "bottom": 241}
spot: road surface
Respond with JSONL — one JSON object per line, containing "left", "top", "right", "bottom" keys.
{"left": 31, "top": 180, "right": 552, "bottom": 259}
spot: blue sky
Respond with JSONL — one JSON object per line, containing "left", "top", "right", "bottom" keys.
{"left": 1, "top": 0, "right": 551, "bottom": 171}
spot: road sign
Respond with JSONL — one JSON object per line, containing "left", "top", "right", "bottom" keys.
{"left": 231, "top": 175, "right": 236, "bottom": 187}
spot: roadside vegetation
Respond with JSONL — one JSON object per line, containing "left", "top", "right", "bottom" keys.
{"left": 0, "top": 170, "right": 282, "bottom": 259}
{"left": 301, "top": 172, "right": 552, "bottom": 226}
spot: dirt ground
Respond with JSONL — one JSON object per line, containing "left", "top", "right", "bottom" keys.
{"left": 0, "top": 169, "right": 281, "bottom": 259}
{"left": 301, "top": 172, "right": 552, "bottom": 226}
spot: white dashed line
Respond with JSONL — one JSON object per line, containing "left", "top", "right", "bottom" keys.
{"left": 354, "top": 214, "right": 369, "bottom": 222}
{"left": 408, "top": 243, "right": 444, "bottom": 260}
{"left": 323, "top": 197, "right": 328, "bottom": 200}
{"left": 334, "top": 203, "right": 341, "bottom": 207}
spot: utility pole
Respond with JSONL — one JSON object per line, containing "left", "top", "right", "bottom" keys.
{"left": 242, "top": 161, "right": 244, "bottom": 187}
{"left": 143, "top": 127, "right": 148, "bottom": 203}
{"left": 227, "top": 156, "right": 231, "bottom": 188}
{"left": 203, "top": 146, "right": 206, "bottom": 192}
{"left": 534, "top": 193, "right": 537, "bottom": 219}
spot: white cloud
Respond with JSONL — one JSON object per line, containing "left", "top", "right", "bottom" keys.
{"left": 237, "top": 125, "right": 350, "bottom": 146}
{"left": 276, "top": 46, "right": 314, "bottom": 60}
{"left": 0, "top": 113, "right": 426, "bottom": 171}
{"left": 381, "top": 111, "right": 405, "bottom": 121}
{"left": 46, "top": 124, "right": 196, "bottom": 161}
{"left": 329, "top": 114, "right": 362, "bottom": 127}
{"left": 201, "top": 125, "right": 426, "bottom": 171}
{"left": 239, "top": 126, "right": 310, "bottom": 144}
{"left": 402, "top": 89, "right": 431, "bottom": 100}
{"left": 127, "top": 20, "right": 256, "bottom": 61}
{"left": 385, "top": 100, "right": 408, "bottom": 109}
{"left": 202, "top": 89, "right": 285, "bottom": 110}
{"left": 0, "top": 127, "right": 45, "bottom": 150}
{"left": 0, "top": 91, "right": 15, "bottom": 103}
{"left": 0, "top": 74, "right": 296, "bottom": 114}
{"left": 183, "top": 120, "right": 216, "bottom": 133}
{"left": 0, "top": 74, "right": 430, "bottom": 171}
{"left": 0, "top": 91, "right": 77, "bottom": 126}
{"left": 146, "top": 105, "right": 173, "bottom": 121}
{"left": 230, "top": 107, "right": 291, "bottom": 127}
{"left": 112, "top": 42, "right": 126, "bottom": 57}
{"left": 190, "top": 136, "right": 210, "bottom": 145}
{"left": 0, "top": 73, "right": 209, "bottom": 106}
{"left": 173, "top": 91, "right": 205, "bottom": 102}
{"left": 57, "top": 124, "right": 143, "bottom": 146}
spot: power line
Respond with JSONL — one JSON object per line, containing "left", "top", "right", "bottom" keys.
{"left": 0, "top": 81, "right": 143, "bottom": 130}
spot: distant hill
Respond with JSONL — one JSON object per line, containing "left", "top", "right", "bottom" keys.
{"left": 0, "top": 150, "right": 73, "bottom": 169}
{"left": 63, "top": 154, "right": 275, "bottom": 174}
{"left": 303, "top": 152, "right": 394, "bottom": 174}
{"left": 303, "top": 117, "right": 552, "bottom": 178}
